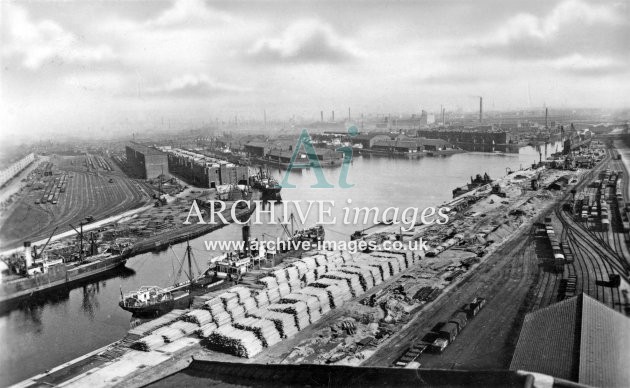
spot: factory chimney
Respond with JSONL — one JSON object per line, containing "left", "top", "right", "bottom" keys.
{"left": 479, "top": 97, "right": 483, "bottom": 123}
{"left": 332, "top": 110, "right": 335, "bottom": 122}
{"left": 348, "top": 107, "right": 351, "bottom": 121}
{"left": 442, "top": 107, "right": 445, "bottom": 126}
{"left": 320, "top": 111, "right": 323, "bottom": 122}
{"left": 24, "top": 241, "right": 33, "bottom": 268}
{"left": 545, "top": 107, "right": 548, "bottom": 129}
{"left": 242, "top": 225, "right": 250, "bottom": 256}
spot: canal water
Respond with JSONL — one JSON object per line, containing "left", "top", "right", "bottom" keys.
{"left": 0, "top": 142, "right": 560, "bottom": 385}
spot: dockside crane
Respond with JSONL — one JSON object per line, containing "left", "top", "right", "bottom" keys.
{"left": 33, "top": 226, "right": 59, "bottom": 261}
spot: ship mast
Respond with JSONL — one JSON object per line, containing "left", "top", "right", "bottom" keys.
{"left": 186, "top": 240, "right": 193, "bottom": 285}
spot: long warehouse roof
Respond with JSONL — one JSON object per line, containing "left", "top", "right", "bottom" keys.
{"left": 510, "top": 293, "right": 630, "bottom": 387}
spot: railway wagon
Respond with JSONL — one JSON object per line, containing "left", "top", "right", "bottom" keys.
{"left": 465, "top": 303, "right": 480, "bottom": 319}
{"left": 438, "top": 322, "right": 459, "bottom": 342}
{"left": 448, "top": 311, "right": 468, "bottom": 332}
{"left": 472, "top": 297, "right": 486, "bottom": 309}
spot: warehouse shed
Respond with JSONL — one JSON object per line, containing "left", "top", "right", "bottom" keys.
{"left": 510, "top": 293, "right": 630, "bottom": 387}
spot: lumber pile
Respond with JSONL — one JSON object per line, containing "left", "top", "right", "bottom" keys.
{"left": 196, "top": 322, "right": 218, "bottom": 338}
{"left": 258, "top": 276, "right": 278, "bottom": 289}
{"left": 253, "top": 291, "right": 269, "bottom": 308}
{"left": 298, "top": 286, "right": 332, "bottom": 314}
{"left": 205, "top": 299, "right": 231, "bottom": 326}
{"left": 183, "top": 309, "right": 213, "bottom": 326}
{"left": 338, "top": 266, "right": 374, "bottom": 291}
{"left": 286, "top": 266, "right": 300, "bottom": 282}
{"left": 128, "top": 310, "right": 185, "bottom": 337}
{"left": 230, "top": 286, "right": 252, "bottom": 302}
{"left": 314, "top": 254, "right": 328, "bottom": 267}
{"left": 301, "top": 256, "right": 317, "bottom": 270}
{"left": 170, "top": 320, "right": 199, "bottom": 336}
{"left": 313, "top": 277, "right": 353, "bottom": 301}
{"left": 272, "top": 269, "right": 288, "bottom": 283}
{"left": 288, "top": 280, "right": 302, "bottom": 293}
{"left": 278, "top": 282, "right": 291, "bottom": 297}
{"left": 280, "top": 293, "right": 322, "bottom": 323}
{"left": 219, "top": 292, "right": 240, "bottom": 311}
{"left": 153, "top": 326, "right": 185, "bottom": 343}
{"left": 266, "top": 287, "right": 281, "bottom": 303}
{"left": 267, "top": 302, "right": 310, "bottom": 330}
{"left": 206, "top": 325, "right": 263, "bottom": 358}
{"left": 233, "top": 317, "right": 282, "bottom": 347}
{"left": 359, "top": 257, "right": 391, "bottom": 281}
{"left": 227, "top": 304, "right": 246, "bottom": 322}
{"left": 247, "top": 308, "right": 298, "bottom": 338}
{"left": 131, "top": 334, "right": 164, "bottom": 351}
{"left": 303, "top": 271, "right": 316, "bottom": 284}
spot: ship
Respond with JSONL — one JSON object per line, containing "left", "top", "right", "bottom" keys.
{"left": 0, "top": 227, "right": 131, "bottom": 310}
{"left": 452, "top": 173, "right": 493, "bottom": 198}
{"left": 291, "top": 225, "right": 325, "bottom": 244}
{"left": 119, "top": 241, "right": 221, "bottom": 316}
{"left": 249, "top": 167, "right": 282, "bottom": 201}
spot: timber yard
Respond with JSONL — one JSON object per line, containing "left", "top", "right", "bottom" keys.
{"left": 1, "top": 109, "right": 630, "bottom": 388}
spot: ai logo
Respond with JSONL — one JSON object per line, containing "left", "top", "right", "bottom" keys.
{"left": 279, "top": 126, "right": 358, "bottom": 189}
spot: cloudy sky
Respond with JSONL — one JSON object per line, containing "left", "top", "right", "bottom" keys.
{"left": 1, "top": 0, "right": 629, "bottom": 143}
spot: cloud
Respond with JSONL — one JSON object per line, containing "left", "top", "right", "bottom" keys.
{"left": 144, "top": 0, "right": 233, "bottom": 28}
{"left": 144, "top": 74, "right": 250, "bottom": 98}
{"left": 2, "top": 4, "right": 116, "bottom": 70}
{"left": 550, "top": 54, "right": 627, "bottom": 76}
{"left": 248, "top": 19, "right": 358, "bottom": 63}
{"left": 476, "top": 0, "right": 629, "bottom": 60}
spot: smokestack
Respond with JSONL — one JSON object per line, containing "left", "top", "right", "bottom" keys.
{"left": 332, "top": 110, "right": 334, "bottom": 122}
{"left": 442, "top": 107, "right": 445, "bottom": 126}
{"left": 24, "top": 241, "right": 33, "bottom": 268}
{"left": 320, "top": 111, "right": 323, "bottom": 122}
{"left": 264, "top": 110, "right": 267, "bottom": 129}
{"left": 348, "top": 107, "right": 351, "bottom": 121}
{"left": 545, "top": 107, "right": 548, "bottom": 128}
{"left": 242, "top": 225, "right": 250, "bottom": 255}
{"left": 479, "top": 97, "right": 483, "bottom": 123}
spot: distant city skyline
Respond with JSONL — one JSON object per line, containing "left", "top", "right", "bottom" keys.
{"left": 1, "top": 0, "right": 629, "bottom": 144}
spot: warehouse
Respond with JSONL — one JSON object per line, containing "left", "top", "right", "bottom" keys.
{"left": 163, "top": 148, "right": 249, "bottom": 188}
{"left": 125, "top": 142, "right": 168, "bottom": 179}
{"left": 510, "top": 293, "right": 630, "bottom": 387}
{"left": 0, "top": 153, "right": 35, "bottom": 188}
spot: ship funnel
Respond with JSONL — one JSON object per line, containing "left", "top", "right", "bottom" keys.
{"left": 242, "top": 225, "right": 251, "bottom": 255}
{"left": 24, "top": 241, "right": 33, "bottom": 268}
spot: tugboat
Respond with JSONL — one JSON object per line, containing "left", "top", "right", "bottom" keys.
{"left": 452, "top": 173, "right": 492, "bottom": 198}
{"left": 119, "top": 241, "right": 215, "bottom": 316}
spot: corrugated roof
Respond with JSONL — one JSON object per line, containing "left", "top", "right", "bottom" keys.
{"left": 510, "top": 295, "right": 579, "bottom": 380}
{"left": 510, "top": 293, "right": 630, "bottom": 387}
{"left": 579, "top": 294, "right": 630, "bottom": 387}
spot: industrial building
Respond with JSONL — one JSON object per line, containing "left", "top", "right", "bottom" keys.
{"left": 162, "top": 147, "right": 249, "bottom": 188}
{"left": 0, "top": 153, "right": 35, "bottom": 188}
{"left": 510, "top": 293, "right": 630, "bottom": 387}
{"left": 125, "top": 143, "right": 169, "bottom": 179}
{"left": 415, "top": 128, "right": 515, "bottom": 152}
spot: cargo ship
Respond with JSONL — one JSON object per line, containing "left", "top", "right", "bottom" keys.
{"left": 452, "top": 173, "right": 492, "bottom": 198}
{"left": 0, "top": 239, "right": 131, "bottom": 309}
{"left": 119, "top": 241, "right": 222, "bottom": 316}
{"left": 249, "top": 167, "right": 282, "bottom": 201}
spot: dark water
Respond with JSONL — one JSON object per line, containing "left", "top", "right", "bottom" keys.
{"left": 0, "top": 142, "right": 560, "bottom": 385}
